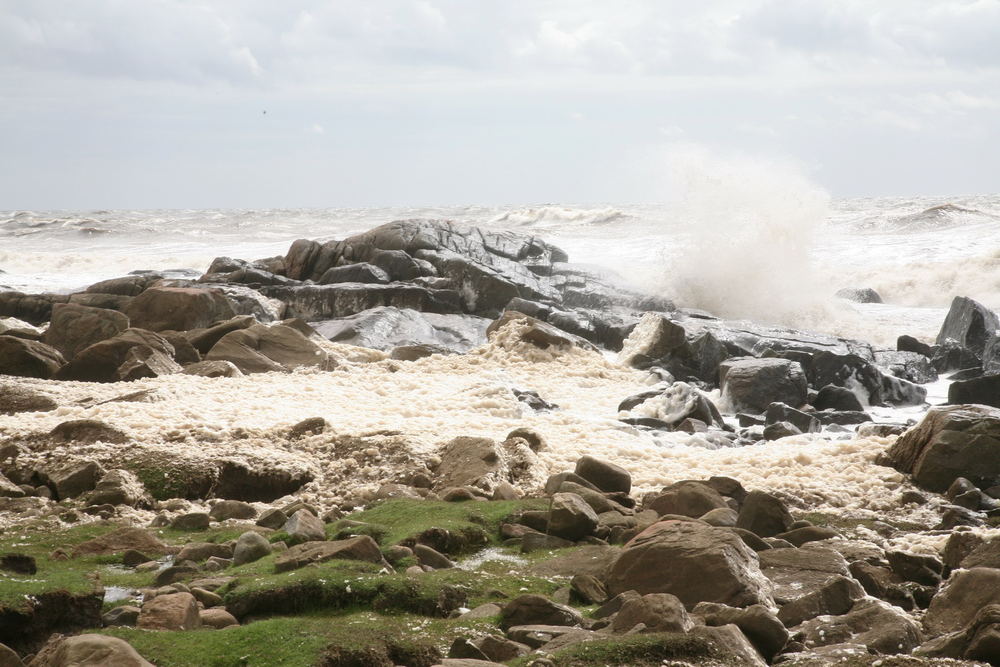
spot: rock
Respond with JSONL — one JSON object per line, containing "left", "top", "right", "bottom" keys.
{"left": 102, "top": 605, "right": 141, "bottom": 628}
{"left": 124, "top": 287, "right": 236, "bottom": 332}
{"left": 136, "top": 593, "right": 200, "bottom": 633}
{"left": 761, "top": 421, "right": 801, "bottom": 440}
{"left": 835, "top": 287, "right": 882, "bottom": 304}
{"left": 0, "top": 473, "right": 24, "bottom": 498}
{"left": 414, "top": 544, "right": 454, "bottom": 569}
{"left": 55, "top": 328, "right": 175, "bottom": 382}
{"left": 936, "top": 295, "right": 1000, "bottom": 358}
{"left": 948, "top": 373, "right": 1000, "bottom": 409}
{"left": 273, "top": 536, "right": 385, "bottom": 573}
{"left": 208, "top": 500, "right": 256, "bottom": 521}
{"left": 256, "top": 508, "right": 287, "bottom": 530}
{"left": 184, "top": 315, "right": 256, "bottom": 354}
{"left": 646, "top": 481, "right": 728, "bottom": 518}
{"left": 813, "top": 384, "right": 865, "bottom": 412}
{"left": 932, "top": 340, "right": 982, "bottom": 374}
{"left": 875, "top": 349, "right": 939, "bottom": 384}
{"left": 764, "top": 402, "right": 820, "bottom": 434}
{"left": 115, "top": 345, "right": 182, "bottom": 381}
{"left": 175, "top": 542, "right": 232, "bottom": 562}
{"left": 618, "top": 313, "right": 688, "bottom": 368}
{"left": 924, "top": 568, "right": 1000, "bottom": 636}
{"left": 154, "top": 565, "right": 197, "bottom": 586}
{"left": 774, "top": 525, "right": 838, "bottom": 547}
{"left": 475, "top": 635, "right": 530, "bottom": 662}
{"left": 232, "top": 531, "right": 272, "bottom": 566}
{"left": 605, "top": 519, "right": 774, "bottom": 608}
{"left": 169, "top": 512, "right": 210, "bottom": 531}
{"left": 610, "top": 593, "right": 694, "bottom": 634}
{"left": 693, "top": 602, "right": 788, "bottom": 662}
{"left": 318, "top": 263, "right": 390, "bottom": 284}
{"left": 807, "top": 352, "right": 884, "bottom": 406}
{"left": 622, "top": 382, "right": 723, "bottom": 429}
{"left": 547, "top": 493, "right": 599, "bottom": 541}
{"left": 314, "top": 307, "right": 489, "bottom": 354}
{"left": 487, "top": 311, "right": 594, "bottom": 351}
{"left": 498, "top": 594, "right": 584, "bottom": 631}
{"left": 86, "top": 470, "right": 147, "bottom": 507}
{"left": 205, "top": 323, "right": 330, "bottom": 374}
{"left": 0, "top": 291, "right": 68, "bottom": 325}
{"left": 688, "top": 624, "right": 766, "bottom": 667}
{"left": 43, "top": 303, "right": 129, "bottom": 360}
{"left": 262, "top": 282, "right": 462, "bottom": 321}
{"left": 181, "top": 360, "right": 243, "bottom": 378}
{"left": 0, "top": 336, "right": 65, "bottom": 378}
{"left": 284, "top": 509, "right": 326, "bottom": 543}
{"left": 72, "top": 527, "right": 167, "bottom": 557}
{"left": 881, "top": 404, "right": 1000, "bottom": 492}
{"left": 758, "top": 543, "right": 852, "bottom": 606}
{"left": 798, "top": 598, "right": 923, "bottom": 655}
{"left": 200, "top": 608, "right": 239, "bottom": 629}
{"left": 719, "top": 357, "right": 807, "bottom": 413}
{"left": 776, "top": 574, "right": 865, "bottom": 627}
{"left": 49, "top": 461, "right": 104, "bottom": 500}
{"left": 887, "top": 550, "right": 943, "bottom": 586}
{"left": 574, "top": 456, "right": 632, "bottom": 493}
{"left": 50, "top": 419, "right": 127, "bottom": 444}
{"left": 736, "top": 490, "right": 794, "bottom": 538}
{"left": 0, "top": 385, "right": 57, "bottom": 415}
{"left": 569, "top": 574, "right": 607, "bottom": 605}
{"left": 434, "top": 436, "right": 506, "bottom": 491}
{"left": 899, "top": 334, "right": 934, "bottom": 357}
{"left": 30, "top": 634, "right": 154, "bottom": 667}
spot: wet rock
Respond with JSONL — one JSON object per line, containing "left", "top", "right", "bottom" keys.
{"left": 875, "top": 349, "right": 939, "bottom": 384}
{"left": 797, "top": 598, "right": 923, "bottom": 655}
{"left": 719, "top": 357, "right": 807, "bottom": 413}
{"left": 138, "top": 592, "right": 201, "bottom": 631}
{"left": 314, "top": 306, "right": 489, "bottom": 354}
{"left": 487, "top": 311, "right": 595, "bottom": 350}
{"left": 736, "top": 490, "right": 794, "bottom": 538}
{"left": 618, "top": 313, "right": 688, "bottom": 368}
{"left": 646, "top": 481, "right": 729, "bottom": 518}
{"left": 758, "top": 543, "right": 851, "bottom": 607}
{"left": 0, "top": 336, "right": 65, "bottom": 378}
{"left": 693, "top": 602, "right": 788, "bottom": 662}
{"left": 622, "top": 381, "right": 724, "bottom": 429}
{"left": 881, "top": 404, "right": 1000, "bottom": 492}
{"left": 0, "top": 291, "right": 68, "bottom": 325}
{"left": 898, "top": 334, "right": 934, "bottom": 357}
{"left": 775, "top": 525, "right": 838, "bottom": 547}
{"left": 948, "top": 373, "right": 1000, "bottom": 409}
{"left": 605, "top": 519, "right": 774, "bottom": 608}
{"left": 181, "top": 360, "right": 243, "bottom": 378}
{"left": 762, "top": 421, "right": 801, "bottom": 440}
{"left": 936, "top": 295, "right": 1000, "bottom": 358}
{"left": 924, "top": 568, "right": 1000, "bottom": 636}
{"left": 318, "top": 262, "right": 390, "bottom": 284}
{"left": 124, "top": 287, "right": 236, "bottom": 332}
{"left": 262, "top": 282, "right": 462, "bottom": 321}
{"left": 499, "top": 594, "right": 584, "bottom": 631}
{"left": 574, "top": 455, "right": 631, "bottom": 494}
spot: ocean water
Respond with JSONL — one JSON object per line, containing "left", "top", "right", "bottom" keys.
{"left": 2, "top": 195, "right": 999, "bottom": 347}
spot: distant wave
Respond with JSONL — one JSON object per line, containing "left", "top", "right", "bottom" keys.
{"left": 490, "top": 206, "right": 628, "bottom": 228}
{"left": 853, "top": 202, "right": 999, "bottom": 232}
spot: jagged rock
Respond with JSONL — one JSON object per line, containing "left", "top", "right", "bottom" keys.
{"left": 762, "top": 421, "right": 801, "bottom": 440}
{"left": 932, "top": 340, "right": 982, "bottom": 374}
{"left": 86, "top": 470, "right": 147, "bottom": 507}
{"left": 758, "top": 543, "right": 852, "bottom": 608}
{"left": 487, "top": 311, "right": 595, "bottom": 350}
{"left": 924, "top": 568, "right": 1000, "bottom": 636}
{"left": 205, "top": 323, "right": 330, "bottom": 374}
{"left": 138, "top": 592, "right": 201, "bottom": 631}
{"left": 618, "top": 313, "right": 688, "bottom": 368}
{"left": 887, "top": 550, "right": 943, "bottom": 586}
{"left": 776, "top": 574, "right": 865, "bottom": 627}
{"left": 284, "top": 509, "right": 326, "bottom": 543}
{"left": 318, "top": 263, "right": 390, "bottom": 284}
{"left": 115, "top": 345, "right": 182, "bottom": 381}
{"left": 936, "top": 296, "right": 1000, "bottom": 358}
{"left": 693, "top": 602, "right": 788, "bottom": 662}
{"left": 573, "top": 455, "right": 631, "bottom": 494}
{"left": 55, "top": 328, "right": 175, "bottom": 382}
{"left": 313, "top": 306, "right": 489, "bottom": 353}
{"left": 797, "top": 598, "right": 923, "bottom": 655}
{"left": 622, "top": 381, "right": 723, "bottom": 429}
{"left": 547, "top": 493, "right": 599, "bottom": 541}
{"left": 764, "top": 403, "right": 820, "bottom": 433}
{"left": 881, "top": 404, "right": 1000, "bottom": 492}
{"left": 0, "top": 336, "right": 65, "bottom": 378}
{"left": 736, "top": 491, "right": 794, "bottom": 538}
{"left": 806, "top": 352, "right": 884, "bottom": 406}
{"left": 875, "top": 349, "right": 939, "bottom": 384}
{"left": 605, "top": 519, "right": 774, "bottom": 608}
{"left": 43, "top": 302, "right": 129, "bottom": 360}
{"left": 610, "top": 593, "right": 694, "bottom": 634}
{"left": 0, "top": 473, "right": 24, "bottom": 498}
{"left": 261, "top": 283, "right": 462, "bottom": 321}
{"left": 719, "top": 357, "right": 807, "bottom": 413}
{"left": 49, "top": 461, "right": 104, "bottom": 500}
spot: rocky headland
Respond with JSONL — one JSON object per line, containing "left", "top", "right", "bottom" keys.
{"left": 1, "top": 219, "right": 1000, "bottom": 666}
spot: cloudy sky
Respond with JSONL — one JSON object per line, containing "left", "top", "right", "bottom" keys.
{"left": 2, "top": 1, "right": 999, "bottom": 209}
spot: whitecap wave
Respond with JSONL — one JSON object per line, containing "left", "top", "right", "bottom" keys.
{"left": 490, "top": 205, "right": 627, "bottom": 229}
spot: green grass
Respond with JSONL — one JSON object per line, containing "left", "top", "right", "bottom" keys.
{"left": 103, "top": 609, "right": 495, "bottom": 667}
{"left": 334, "top": 498, "right": 546, "bottom": 554}
{"left": 508, "top": 633, "right": 719, "bottom": 667}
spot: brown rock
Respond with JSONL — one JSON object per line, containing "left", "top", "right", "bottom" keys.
{"left": 138, "top": 592, "right": 201, "bottom": 630}
{"left": 43, "top": 302, "right": 129, "bottom": 360}
{"left": 199, "top": 608, "right": 239, "bottom": 629}
{"left": 273, "top": 536, "right": 384, "bottom": 573}
{"left": 73, "top": 527, "right": 167, "bottom": 557}
{"left": 0, "top": 336, "right": 65, "bottom": 378}
{"left": 29, "top": 634, "right": 153, "bottom": 667}
{"left": 125, "top": 287, "right": 236, "bottom": 332}
{"left": 610, "top": 593, "right": 693, "bottom": 634}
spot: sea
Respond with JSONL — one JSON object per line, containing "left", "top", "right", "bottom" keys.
{"left": 2, "top": 195, "right": 1000, "bottom": 350}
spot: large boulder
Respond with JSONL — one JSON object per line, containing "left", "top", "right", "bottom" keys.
{"left": 881, "top": 404, "right": 1000, "bottom": 493}
{"left": 924, "top": 568, "right": 1000, "bottom": 637}
{"left": 273, "top": 536, "right": 385, "bottom": 573}
{"left": 604, "top": 519, "right": 774, "bottom": 609}
{"left": 137, "top": 592, "right": 201, "bottom": 631}
{"left": 124, "top": 287, "right": 236, "bottom": 332}
{"left": 28, "top": 633, "right": 154, "bottom": 667}
{"left": 796, "top": 598, "right": 923, "bottom": 655}
{"left": 0, "top": 336, "right": 65, "bottom": 378}
{"left": 719, "top": 357, "right": 807, "bottom": 413}
{"left": 646, "top": 481, "right": 729, "bottom": 518}
{"left": 313, "top": 307, "right": 489, "bottom": 353}
{"left": 948, "top": 374, "right": 1000, "bottom": 409}
{"left": 618, "top": 313, "right": 688, "bottom": 368}
{"left": 936, "top": 296, "right": 1000, "bottom": 358}
{"left": 0, "top": 291, "right": 68, "bottom": 325}
{"left": 205, "top": 324, "right": 330, "bottom": 374}
{"left": 55, "top": 328, "right": 175, "bottom": 382}
{"left": 547, "top": 492, "right": 599, "bottom": 541}
{"left": 43, "top": 302, "right": 129, "bottom": 360}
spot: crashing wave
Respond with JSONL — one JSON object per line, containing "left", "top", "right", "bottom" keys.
{"left": 490, "top": 206, "right": 627, "bottom": 228}
{"left": 881, "top": 203, "right": 997, "bottom": 231}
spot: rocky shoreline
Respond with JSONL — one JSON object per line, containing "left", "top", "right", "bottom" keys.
{"left": 1, "top": 219, "right": 1000, "bottom": 666}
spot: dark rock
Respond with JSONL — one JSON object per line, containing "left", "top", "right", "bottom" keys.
{"left": 761, "top": 421, "right": 801, "bottom": 440}
{"left": 0, "top": 336, "right": 65, "bottom": 378}
{"left": 487, "top": 311, "right": 595, "bottom": 350}
{"left": 813, "top": 384, "right": 865, "bottom": 412}
{"left": 875, "top": 349, "right": 939, "bottom": 384}
{"left": 736, "top": 491, "right": 793, "bottom": 538}
{"left": 184, "top": 315, "right": 256, "bottom": 354}
{"left": 313, "top": 307, "right": 489, "bottom": 353}
{"left": 205, "top": 323, "right": 330, "bottom": 374}
{"left": 0, "top": 291, "right": 68, "bottom": 325}
{"left": 936, "top": 295, "right": 999, "bottom": 358}
{"left": 948, "top": 373, "right": 1000, "bottom": 409}
{"left": 55, "top": 328, "right": 175, "bottom": 382}
{"left": 0, "top": 385, "right": 57, "bottom": 414}
{"left": 49, "top": 460, "right": 104, "bottom": 500}
{"left": 764, "top": 402, "right": 820, "bottom": 433}
{"left": 85, "top": 274, "right": 161, "bottom": 296}
{"left": 414, "top": 544, "right": 454, "bottom": 569}
{"left": 569, "top": 574, "right": 607, "bottom": 605}
{"left": 881, "top": 373, "right": 928, "bottom": 406}
{"left": 574, "top": 455, "right": 631, "bottom": 494}
{"left": 775, "top": 525, "right": 838, "bottom": 547}
{"left": 924, "top": 568, "right": 1000, "bottom": 636}
{"left": 719, "top": 357, "right": 807, "bottom": 413}
{"left": 898, "top": 334, "right": 934, "bottom": 357}
{"left": 693, "top": 602, "right": 788, "bottom": 661}
{"left": 814, "top": 409, "right": 872, "bottom": 425}
{"left": 261, "top": 283, "right": 462, "bottom": 321}
{"left": 835, "top": 287, "right": 882, "bottom": 303}
{"left": 87, "top": 469, "right": 147, "bottom": 507}
{"left": 646, "top": 481, "right": 728, "bottom": 518}
{"left": 318, "top": 263, "right": 390, "bottom": 284}
{"left": 881, "top": 404, "right": 1000, "bottom": 492}
{"left": 932, "top": 340, "right": 982, "bottom": 374}
{"left": 273, "top": 536, "right": 385, "bottom": 573}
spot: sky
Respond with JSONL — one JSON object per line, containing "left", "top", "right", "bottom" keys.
{"left": 2, "top": 0, "right": 999, "bottom": 209}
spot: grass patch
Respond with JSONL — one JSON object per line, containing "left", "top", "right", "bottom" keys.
{"left": 102, "top": 609, "right": 495, "bottom": 667}
{"left": 509, "top": 632, "right": 719, "bottom": 667}
{"left": 336, "top": 498, "right": 546, "bottom": 554}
